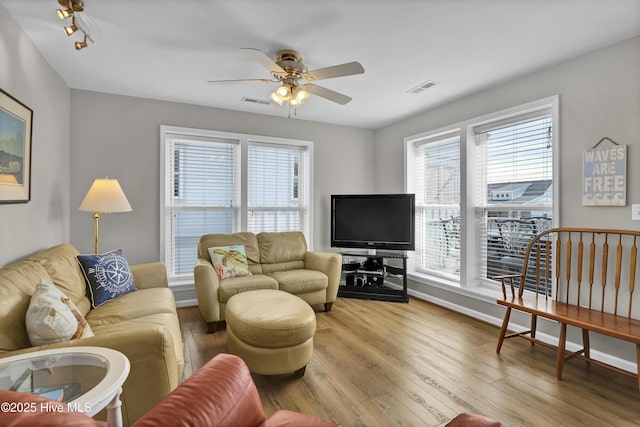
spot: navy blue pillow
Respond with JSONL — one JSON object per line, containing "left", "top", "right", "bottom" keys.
{"left": 77, "top": 249, "right": 137, "bottom": 308}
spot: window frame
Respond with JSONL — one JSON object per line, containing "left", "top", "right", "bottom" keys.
{"left": 405, "top": 96, "right": 559, "bottom": 294}
{"left": 160, "top": 125, "right": 313, "bottom": 285}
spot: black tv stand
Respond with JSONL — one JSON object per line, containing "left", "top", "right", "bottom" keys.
{"left": 337, "top": 251, "right": 409, "bottom": 303}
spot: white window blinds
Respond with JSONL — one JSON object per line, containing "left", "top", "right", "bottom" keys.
{"left": 473, "top": 111, "right": 553, "bottom": 289}
{"left": 164, "top": 135, "right": 239, "bottom": 277}
{"left": 247, "top": 142, "right": 306, "bottom": 232}
{"left": 413, "top": 134, "right": 461, "bottom": 276}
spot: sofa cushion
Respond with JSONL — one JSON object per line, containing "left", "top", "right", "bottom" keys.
{"left": 0, "top": 261, "right": 55, "bottom": 351}
{"left": 85, "top": 287, "right": 178, "bottom": 326}
{"left": 208, "top": 245, "right": 252, "bottom": 280}
{"left": 268, "top": 269, "right": 328, "bottom": 294}
{"left": 77, "top": 249, "right": 138, "bottom": 308}
{"left": 257, "top": 231, "right": 307, "bottom": 264}
{"left": 198, "top": 232, "right": 261, "bottom": 266}
{"left": 25, "top": 279, "right": 94, "bottom": 346}
{"left": 28, "top": 243, "right": 91, "bottom": 316}
{"left": 218, "top": 275, "right": 279, "bottom": 303}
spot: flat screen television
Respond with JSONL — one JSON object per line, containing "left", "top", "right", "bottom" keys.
{"left": 331, "top": 193, "right": 415, "bottom": 251}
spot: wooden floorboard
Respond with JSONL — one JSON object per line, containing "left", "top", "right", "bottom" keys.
{"left": 177, "top": 296, "right": 640, "bottom": 427}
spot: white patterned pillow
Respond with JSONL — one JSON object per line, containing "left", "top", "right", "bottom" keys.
{"left": 26, "top": 279, "right": 94, "bottom": 346}
{"left": 208, "top": 245, "right": 252, "bottom": 280}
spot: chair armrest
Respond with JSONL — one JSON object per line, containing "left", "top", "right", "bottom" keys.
{"left": 130, "top": 262, "right": 169, "bottom": 289}
{"left": 305, "top": 252, "right": 342, "bottom": 303}
{"left": 193, "top": 258, "right": 222, "bottom": 323}
{"left": 133, "top": 354, "right": 266, "bottom": 427}
{"left": 492, "top": 274, "right": 521, "bottom": 300}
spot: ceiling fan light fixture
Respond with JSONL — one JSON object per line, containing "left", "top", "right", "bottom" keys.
{"left": 269, "top": 92, "right": 285, "bottom": 106}
{"left": 293, "top": 87, "right": 309, "bottom": 102}
{"left": 275, "top": 83, "right": 291, "bottom": 98}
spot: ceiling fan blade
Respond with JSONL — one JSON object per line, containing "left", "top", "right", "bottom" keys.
{"left": 303, "top": 62, "right": 364, "bottom": 82}
{"left": 240, "top": 48, "right": 286, "bottom": 76}
{"left": 207, "top": 79, "right": 275, "bottom": 85}
{"left": 302, "top": 84, "right": 352, "bottom": 105}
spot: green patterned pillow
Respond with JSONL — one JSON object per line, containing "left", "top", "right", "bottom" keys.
{"left": 208, "top": 245, "right": 252, "bottom": 280}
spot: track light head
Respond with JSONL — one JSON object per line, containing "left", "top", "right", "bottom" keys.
{"left": 63, "top": 17, "right": 78, "bottom": 36}
{"left": 75, "top": 35, "right": 88, "bottom": 50}
{"left": 56, "top": 8, "right": 73, "bottom": 19}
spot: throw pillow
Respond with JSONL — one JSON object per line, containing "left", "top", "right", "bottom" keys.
{"left": 208, "top": 245, "right": 252, "bottom": 280}
{"left": 26, "top": 279, "right": 95, "bottom": 346}
{"left": 76, "top": 249, "right": 137, "bottom": 308}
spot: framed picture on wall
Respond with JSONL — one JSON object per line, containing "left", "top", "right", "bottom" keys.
{"left": 0, "top": 89, "right": 33, "bottom": 204}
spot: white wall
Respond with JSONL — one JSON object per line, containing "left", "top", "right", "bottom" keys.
{"left": 69, "top": 90, "right": 376, "bottom": 264}
{"left": 0, "top": 5, "right": 71, "bottom": 266}
{"left": 374, "top": 36, "right": 640, "bottom": 366}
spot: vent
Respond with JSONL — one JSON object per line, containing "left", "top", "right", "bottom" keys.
{"left": 241, "top": 97, "right": 271, "bottom": 105}
{"left": 407, "top": 80, "right": 439, "bottom": 94}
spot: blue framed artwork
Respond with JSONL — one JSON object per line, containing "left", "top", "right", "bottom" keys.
{"left": 0, "top": 89, "right": 32, "bottom": 203}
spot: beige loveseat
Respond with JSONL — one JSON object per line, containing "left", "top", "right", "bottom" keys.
{"left": 0, "top": 244, "right": 184, "bottom": 426}
{"left": 194, "top": 231, "right": 342, "bottom": 332}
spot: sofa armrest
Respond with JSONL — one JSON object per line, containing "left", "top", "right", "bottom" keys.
{"left": 193, "top": 258, "right": 222, "bottom": 324}
{"left": 133, "top": 354, "right": 266, "bottom": 427}
{"left": 304, "top": 252, "right": 342, "bottom": 303}
{"left": 130, "top": 262, "right": 169, "bottom": 289}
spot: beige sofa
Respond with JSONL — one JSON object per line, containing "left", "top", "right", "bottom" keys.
{"left": 194, "top": 231, "right": 342, "bottom": 332}
{"left": 0, "top": 244, "right": 184, "bottom": 427}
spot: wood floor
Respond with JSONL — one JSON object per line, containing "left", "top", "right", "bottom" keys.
{"left": 178, "top": 297, "right": 640, "bottom": 427}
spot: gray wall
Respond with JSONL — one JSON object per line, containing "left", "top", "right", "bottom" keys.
{"left": 69, "top": 91, "right": 376, "bottom": 264}
{"left": 0, "top": 6, "right": 71, "bottom": 266}
{"left": 374, "top": 36, "right": 640, "bottom": 366}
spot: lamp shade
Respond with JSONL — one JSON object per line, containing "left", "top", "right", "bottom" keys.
{"left": 79, "top": 178, "right": 132, "bottom": 213}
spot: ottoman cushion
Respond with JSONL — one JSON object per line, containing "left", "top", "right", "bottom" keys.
{"left": 226, "top": 289, "right": 316, "bottom": 349}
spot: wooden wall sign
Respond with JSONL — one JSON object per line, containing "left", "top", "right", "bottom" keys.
{"left": 582, "top": 138, "right": 626, "bottom": 206}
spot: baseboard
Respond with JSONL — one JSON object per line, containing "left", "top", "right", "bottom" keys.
{"left": 406, "top": 286, "right": 638, "bottom": 375}
{"left": 176, "top": 298, "right": 198, "bottom": 308}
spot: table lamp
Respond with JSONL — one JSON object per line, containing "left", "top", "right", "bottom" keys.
{"left": 79, "top": 177, "right": 132, "bottom": 254}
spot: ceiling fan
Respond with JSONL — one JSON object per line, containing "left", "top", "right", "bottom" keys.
{"left": 207, "top": 48, "right": 365, "bottom": 107}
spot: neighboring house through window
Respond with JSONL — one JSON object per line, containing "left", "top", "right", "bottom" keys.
{"left": 161, "top": 126, "right": 312, "bottom": 282}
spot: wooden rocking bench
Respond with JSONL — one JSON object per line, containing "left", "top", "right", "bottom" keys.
{"left": 495, "top": 227, "right": 640, "bottom": 390}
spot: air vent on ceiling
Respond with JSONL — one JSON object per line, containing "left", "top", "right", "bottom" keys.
{"left": 407, "top": 80, "right": 439, "bottom": 94}
{"left": 241, "top": 97, "right": 271, "bottom": 105}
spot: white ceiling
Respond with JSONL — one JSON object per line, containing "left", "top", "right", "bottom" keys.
{"left": 2, "top": 0, "right": 639, "bottom": 129}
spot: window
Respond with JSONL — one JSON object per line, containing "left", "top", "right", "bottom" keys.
{"left": 406, "top": 96, "right": 558, "bottom": 293}
{"left": 473, "top": 112, "right": 553, "bottom": 289}
{"left": 161, "top": 126, "right": 312, "bottom": 281}
{"left": 412, "top": 132, "right": 461, "bottom": 277}
{"left": 247, "top": 143, "right": 306, "bottom": 232}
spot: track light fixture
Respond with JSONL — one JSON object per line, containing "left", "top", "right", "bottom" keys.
{"left": 63, "top": 17, "right": 78, "bottom": 35}
{"left": 55, "top": 0, "right": 93, "bottom": 51}
{"left": 75, "top": 34, "right": 88, "bottom": 50}
{"left": 56, "top": 7, "right": 73, "bottom": 19}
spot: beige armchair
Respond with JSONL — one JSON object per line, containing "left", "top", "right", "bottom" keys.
{"left": 194, "top": 231, "right": 342, "bottom": 332}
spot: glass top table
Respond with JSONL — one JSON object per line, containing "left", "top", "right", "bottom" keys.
{"left": 0, "top": 346, "right": 130, "bottom": 426}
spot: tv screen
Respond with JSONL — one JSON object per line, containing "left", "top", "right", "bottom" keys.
{"left": 331, "top": 194, "right": 415, "bottom": 251}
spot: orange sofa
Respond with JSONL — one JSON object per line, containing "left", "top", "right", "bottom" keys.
{"left": 0, "top": 353, "right": 341, "bottom": 427}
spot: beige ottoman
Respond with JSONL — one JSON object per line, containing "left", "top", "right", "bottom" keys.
{"left": 225, "top": 289, "right": 316, "bottom": 376}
